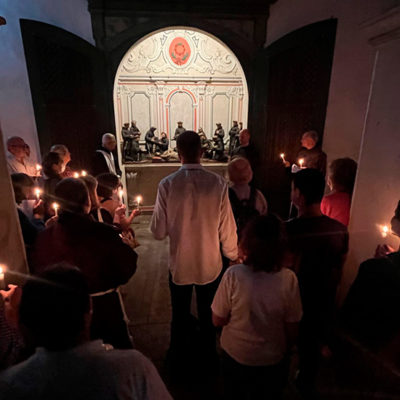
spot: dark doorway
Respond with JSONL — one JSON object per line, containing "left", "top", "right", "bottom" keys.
{"left": 20, "top": 19, "right": 113, "bottom": 171}
{"left": 250, "top": 19, "right": 337, "bottom": 218}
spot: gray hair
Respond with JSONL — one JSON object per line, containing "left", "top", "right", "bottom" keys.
{"left": 50, "top": 144, "right": 69, "bottom": 156}
{"left": 102, "top": 133, "right": 116, "bottom": 144}
{"left": 303, "top": 130, "right": 319, "bottom": 143}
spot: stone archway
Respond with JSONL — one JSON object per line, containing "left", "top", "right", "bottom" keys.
{"left": 113, "top": 26, "right": 249, "bottom": 158}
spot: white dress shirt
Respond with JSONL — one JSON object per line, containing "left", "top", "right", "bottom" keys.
{"left": 151, "top": 163, "right": 238, "bottom": 285}
{"left": 7, "top": 154, "right": 31, "bottom": 175}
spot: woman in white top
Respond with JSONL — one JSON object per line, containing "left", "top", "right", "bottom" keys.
{"left": 212, "top": 215, "right": 303, "bottom": 399}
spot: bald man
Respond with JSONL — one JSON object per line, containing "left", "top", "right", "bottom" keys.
{"left": 6, "top": 136, "right": 34, "bottom": 176}
{"left": 91, "top": 133, "right": 122, "bottom": 177}
{"left": 232, "top": 129, "right": 259, "bottom": 171}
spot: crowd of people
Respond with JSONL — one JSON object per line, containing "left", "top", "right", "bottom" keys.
{"left": 1, "top": 127, "right": 398, "bottom": 400}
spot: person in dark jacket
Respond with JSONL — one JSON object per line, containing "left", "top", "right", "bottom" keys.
{"left": 296, "top": 131, "right": 327, "bottom": 177}
{"left": 42, "top": 152, "right": 63, "bottom": 218}
{"left": 92, "top": 134, "right": 122, "bottom": 177}
{"left": 232, "top": 129, "right": 259, "bottom": 171}
{"left": 145, "top": 127, "right": 157, "bottom": 154}
{"left": 30, "top": 178, "right": 138, "bottom": 349}
{"left": 228, "top": 121, "right": 240, "bottom": 156}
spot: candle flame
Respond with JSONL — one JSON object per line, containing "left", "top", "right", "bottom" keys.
{"left": 36, "top": 164, "right": 42, "bottom": 171}
{"left": 136, "top": 195, "right": 143, "bottom": 204}
{"left": 299, "top": 158, "right": 304, "bottom": 167}
{"left": 0, "top": 265, "right": 3, "bottom": 274}
{"left": 73, "top": 172, "right": 80, "bottom": 178}
{"left": 81, "top": 170, "right": 87, "bottom": 177}
{"left": 381, "top": 225, "right": 390, "bottom": 238}
{"left": 52, "top": 202, "right": 59, "bottom": 210}
{"left": 280, "top": 153, "right": 285, "bottom": 159}
{"left": 34, "top": 188, "right": 41, "bottom": 199}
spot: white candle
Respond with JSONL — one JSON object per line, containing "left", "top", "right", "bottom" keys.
{"left": 73, "top": 172, "right": 80, "bottom": 178}
{"left": 280, "top": 153, "right": 286, "bottom": 163}
{"left": 136, "top": 195, "right": 143, "bottom": 209}
{"left": 0, "top": 265, "right": 5, "bottom": 290}
{"left": 81, "top": 170, "right": 87, "bottom": 177}
{"left": 118, "top": 189, "right": 124, "bottom": 204}
{"left": 35, "top": 164, "right": 42, "bottom": 177}
{"left": 299, "top": 158, "right": 305, "bottom": 168}
{"left": 34, "top": 187, "right": 41, "bottom": 200}
{"left": 381, "top": 225, "right": 389, "bottom": 238}
{"left": 52, "top": 202, "right": 59, "bottom": 216}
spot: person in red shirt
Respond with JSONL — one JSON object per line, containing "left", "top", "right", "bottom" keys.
{"left": 321, "top": 158, "right": 357, "bottom": 226}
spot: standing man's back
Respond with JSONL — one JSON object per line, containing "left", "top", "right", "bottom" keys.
{"left": 151, "top": 131, "right": 238, "bottom": 370}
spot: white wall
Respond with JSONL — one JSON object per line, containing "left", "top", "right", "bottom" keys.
{"left": 0, "top": 0, "right": 94, "bottom": 163}
{"left": 266, "top": 0, "right": 398, "bottom": 163}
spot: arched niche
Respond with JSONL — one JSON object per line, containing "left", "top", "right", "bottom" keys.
{"left": 113, "top": 26, "right": 249, "bottom": 158}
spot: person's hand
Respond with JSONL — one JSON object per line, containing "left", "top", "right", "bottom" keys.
{"left": 374, "top": 244, "right": 395, "bottom": 258}
{"left": 120, "top": 231, "right": 139, "bottom": 249}
{"left": 45, "top": 215, "right": 58, "bottom": 228}
{"left": 0, "top": 285, "right": 22, "bottom": 328}
{"left": 33, "top": 199, "right": 45, "bottom": 219}
{"left": 284, "top": 160, "right": 290, "bottom": 167}
{"left": 115, "top": 204, "right": 126, "bottom": 218}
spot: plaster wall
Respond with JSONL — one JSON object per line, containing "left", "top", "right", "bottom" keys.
{"left": 0, "top": 0, "right": 94, "bottom": 163}
{"left": 266, "top": 0, "right": 398, "bottom": 163}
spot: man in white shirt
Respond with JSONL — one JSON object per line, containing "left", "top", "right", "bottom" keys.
{"left": 91, "top": 133, "right": 122, "bottom": 177}
{"left": 151, "top": 130, "right": 238, "bottom": 364}
{"left": 0, "top": 264, "right": 172, "bottom": 400}
{"left": 6, "top": 137, "right": 35, "bottom": 176}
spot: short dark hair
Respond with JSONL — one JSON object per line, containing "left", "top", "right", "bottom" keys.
{"left": 177, "top": 131, "right": 201, "bottom": 163}
{"left": 293, "top": 168, "right": 325, "bottom": 205}
{"left": 42, "top": 152, "right": 61, "bottom": 178}
{"left": 329, "top": 158, "right": 357, "bottom": 193}
{"left": 11, "top": 173, "right": 34, "bottom": 203}
{"left": 96, "top": 173, "right": 120, "bottom": 199}
{"left": 240, "top": 215, "right": 286, "bottom": 272}
{"left": 55, "top": 178, "right": 89, "bottom": 214}
{"left": 80, "top": 175, "right": 98, "bottom": 209}
{"left": 19, "top": 264, "right": 90, "bottom": 351}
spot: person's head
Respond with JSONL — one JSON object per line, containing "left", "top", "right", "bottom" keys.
{"left": 327, "top": 158, "right": 357, "bottom": 193}
{"left": 80, "top": 175, "right": 99, "bottom": 210}
{"left": 291, "top": 168, "right": 325, "bottom": 209}
{"left": 216, "top": 123, "right": 221, "bottom": 128}
{"left": 301, "top": 130, "right": 319, "bottom": 150}
{"left": 161, "top": 132, "right": 167, "bottom": 138}
{"left": 150, "top": 126, "right": 157, "bottom": 132}
{"left": 198, "top": 127, "right": 204, "bottom": 134}
{"left": 240, "top": 215, "right": 286, "bottom": 272}
{"left": 25, "top": 144, "right": 31, "bottom": 158}
{"left": 177, "top": 130, "right": 202, "bottom": 164}
{"left": 11, "top": 173, "right": 35, "bottom": 203}
{"left": 228, "top": 157, "right": 253, "bottom": 185}
{"left": 239, "top": 129, "right": 250, "bottom": 146}
{"left": 50, "top": 144, "right": 71, "bottom": 171}
{"left": 7, "top": 136, "right": 28, "bottom": 160}
{"left": 19, "top": 264, "right": 91, "bottom": 351}
{"left": 102, "top": 133, "right": 117, "bottom": 151}
{"left": 177, "top": 121, "right": 183, "bottom": 126}
{"left": 131, "top": 120, "right": 136, "bottom": 126}
{"left": 96, "top": 173, "right": 120, "bottom": 200}
{"left": 124, "top": 122, "right": 129, "bottom": 128}
{"left": 233, "top": 120, "right": 238, "bottom": 126}
{"left": 55, "top": 178, "right": 90, "bottom": 214}
{"left": 42, "top": 152, "right": 63, "bottom": 178}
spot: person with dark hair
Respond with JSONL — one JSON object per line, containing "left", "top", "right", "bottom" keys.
{"left": 321, "top": 158, "right": 358, "bottom": 226}
{"left": 173, "top": 121, "right": 186, "bottom": 140}
{"left": 50, "top": 144, "right": 73, "bottom": 178}
{"left": 80, "top": 174, "right": 100, "bottom": 214}
{"left": 145, "top": 127, "right": 157, "bottom": 154}
{"left": 212, "top": 215, "right": 302, "bottom": 399}
{"left": 286, "top": 168, "right": 348, "bottom": 397}
{"left": 0, "top": 264, "right": 172, "bottom": 399}
{"left": 94, "top": 173, "right": 121, "bottom": 225}
{"left": 10, "top": 173, "right": 45, "bottom": 250}
{"left": 42, "top": 152, "right": 63, "bottom": 217}
{"left": 30, "top": 179, "right": 138, "bottom": 349}
{"left": 151, "top": 130, "right": 238, "bottom": 370}
{"left": 296, "top": 130, "right": 327, "bottom": 176}
{"left": 157, "top": 132, "right": 169, "bottom": 153}
{"left": 228, "top": 121, "right": 240, "bottom": 156}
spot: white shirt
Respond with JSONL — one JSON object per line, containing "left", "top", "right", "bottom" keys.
{"left": 151, "top": 163, "right": 238, "bottom": 285}
{"left": 7, "top": 154, "right": 30, "bottom": 175}
{"left": 230, "top": 183, "right": 268, "bottom": 215}
{"left": 212, "top": 265, "right": 303, "bottom": 366}
{"left": 0, "top": 340, "right": 172, "bottom": 400}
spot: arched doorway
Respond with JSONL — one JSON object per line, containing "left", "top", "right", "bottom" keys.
{"left": 113, "top": 26, "right": 249, "bottom": 159}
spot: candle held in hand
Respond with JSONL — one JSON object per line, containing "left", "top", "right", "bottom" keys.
{"left": 34, "top": 188, "right": 41, "bottom": 200}
{"left": 299, "top": 158, "right": 305, "bottom": 168}
{"left": 52, "top": 202, "right": 59, "bottom": 216}
{"left": 136, "top": 195, "right": 143, "bottom": 209}
{"left": 118, "top": 189, "right": 124, "bottom": 204}
{"left": 280, "top": 153, "right": 286, "bottom": 163}
{"left": 81, "top": 170, "right": 87, "bottom": 177}
{"left": 0, "top": 265, "right": 5, "bottom": 290}
{"left": 73, "top": 172, "right": 80, "bottom": 178}
{"left": 381, "top": 225, "right": 389, "bottom": 238}
{"left": 36, "top": 164, "right": 42, "bottom": 176}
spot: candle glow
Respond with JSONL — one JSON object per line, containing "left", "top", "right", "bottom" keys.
{"left": 381, "top": 225, "right": 390, "bottom": 238}
{"left": 73, "top": 172, "right": 80, "bottom": 178}
{"left": 0, "top": 264, "right": 4, "bottom": 290}
{"left": 81, "top": 170, "right": 87, "bottom": 177}
{"left": 118, "top": 189, "right": 124, "bottom": 204}
{"left": 136, "top": 195, "right": 143, "bottom": 207}
{"left": 52, "top": 202, "right": 59, "bottom": 216}
{"left": 280, "top": 153, "right": 286, "bottom": 163}
{"left": 35, "top": 164, "right": 42, "bottom": 172}
{"left": 34, "top": 188, "right": 41, "bottom": 200}
{"left": 299, "top": 158, "right": 305, "bottom": 168}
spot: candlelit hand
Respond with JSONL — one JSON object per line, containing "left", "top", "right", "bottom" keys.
{"left": 374, "top": 244, "right": 395, "bottom": 258}
{"left": 284, "top": 160, "right": 290, "bottom": 167}
{"left": 33, "top": 199, "right": 45, "bottom": 219}
{"left": 0, "top": 284, "right": 22, "bottom": 328}
{"left": 120, "top": 230, "right": 140, "bottom": 249}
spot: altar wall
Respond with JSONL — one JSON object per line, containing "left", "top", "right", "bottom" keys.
{"left": 114, "top": 28, "right": 248, "bottom": 145}
{"left": 125, "top": 163, "right": 228, "bottom": 208}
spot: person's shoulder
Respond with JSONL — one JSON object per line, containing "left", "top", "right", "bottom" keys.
{"left": 100, "top": 348, "right": 154, "bottom": 373}
{"left": 320, "top": 215, "right": 348, "bottom": 231}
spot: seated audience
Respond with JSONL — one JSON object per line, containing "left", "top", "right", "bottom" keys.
{"left": 228, "top": 157, "right": 267, "bottom": 236}
{"left": 42, "top": 152, "right": 63, "bottom": 216}
{"left": 342, "top": 201, "right": 400, "bottom": 347}
{"left": 30, "top": 178, "right": 138, "bottom": 349}
{"left": 321, "top": 158, "right": 357, "bottom": 226}
{"left": 92, "top": 133, "right": 122, "bottom": 177}
{"left": 10, "top": 174, "right": 44, "bottom": 251}
{"left": 0, "top": 265, "right": 172, "bottom": 399}
{"left": 6, "top": 137, "right": 34, "bottom": 176}
{"left": 212, "top": 215, "right": 302, "bottom": 399}
{"left": 50, "top": 144, "right": 73, "bottom": 178}
{"left": 286, "top": 168, "right": 348, "bottom": 396}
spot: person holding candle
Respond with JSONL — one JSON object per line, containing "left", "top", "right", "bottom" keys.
{"left": 30, "top": 178, "right": 138, "bottom": 349}
{"left": 6, "top": 137, "right": 36, "bottom": 177}
{"left": 0, "top": 265, "right": 172, "bottom": 399}
{"left": 296, "top": 131, "right": 327, "bottom": 176}
{"left": 285, "top": 168, "right": 348, "bottom": 397}
{"left": 50, "top": 144, "right": 73, "bottom": 178}
{"left": 10, "top": 173, "right": 45, "bottom": 251}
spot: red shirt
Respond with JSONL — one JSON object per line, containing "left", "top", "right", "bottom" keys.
{"left": 321, "top": 191, "right": 351, "bottom": 226}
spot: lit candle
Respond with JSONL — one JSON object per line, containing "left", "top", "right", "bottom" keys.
{"left": 81, "top": 170, "right": 87, "bottom": 177}
{"left": 280, "top": 153, "right": 286, "bottom": 163}
{"left": 73, "top": 172, "right": 80, "bottom": 178}
{"left": 34, "top": 187, "right": 41, "bottom": 200}
{"left": 52, "top": 202, "right": 59, "bottom": 216}
{"left": 136, "top": 195, "right": 143, "bottom": 209}
{"left": 381, "top": 225, "right": 389, "bottom": 238}
{"left": 0, "top": 265, "right": 5, "bottom": 290}
{"left": 299, "top": 158, "right": 305, "bottom": 168}
{"left": 36, "top": 164, "right": 42, "bottom": 176}
{"left": 118, "top": 189, "right": 124, "bottom": 204}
